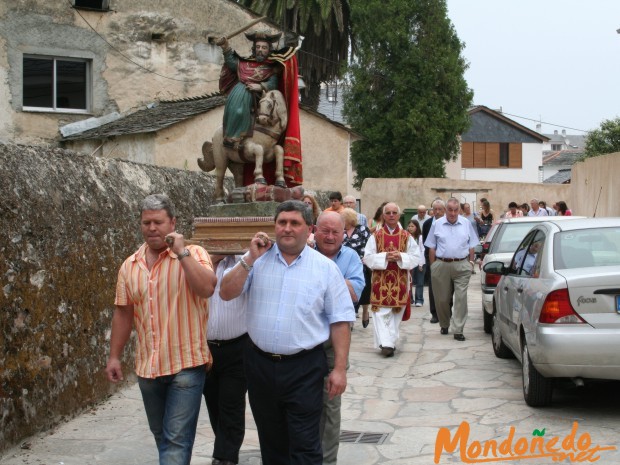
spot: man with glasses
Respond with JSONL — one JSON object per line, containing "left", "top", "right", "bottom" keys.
{"left": 363, "top": 202, "right": 421, "bottom": 357}
{"left": 343, "top": 195, "right": 367, "bottom": 227}
{"left": 425, "top": 198, "right": 479, "bottom": 341}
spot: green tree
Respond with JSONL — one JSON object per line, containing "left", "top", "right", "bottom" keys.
{"left": 237, "top": 0, "right": 351, "bottom": 108}
{"left": 343, "top": 0, "right": 473, "bottom": 187}
{"left": 584, "top": 117, "right": 620, "bottom": 159}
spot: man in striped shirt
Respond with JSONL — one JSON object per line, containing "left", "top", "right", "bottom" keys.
{"left": 203, "top": 255, "right": 248, "bottom": 465}
{"left": 105, "top": 194, "right": 217, "bottom": 465}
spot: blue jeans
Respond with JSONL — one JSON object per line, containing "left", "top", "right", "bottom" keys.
{"left": 412, "top": 264, "right": 426, "bottom": 305}
{"left": 138, "top": 365, "right": 206, "bottom": 465}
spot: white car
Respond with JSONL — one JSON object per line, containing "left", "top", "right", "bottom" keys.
{"left": 478, "top": 216, "right": 583, "bottom": 334}
{"left": 484, "top": 218, "right": 620, "bottom": 406}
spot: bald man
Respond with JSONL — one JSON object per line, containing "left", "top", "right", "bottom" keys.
{"left": 363, "top": 202, "right": 421, "bottom": 357}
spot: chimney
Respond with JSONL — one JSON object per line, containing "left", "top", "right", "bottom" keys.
{"left": 562, "top": 129, "right": 566, "bottom": 137}
{"left": 536, "top": 123, "right": 541, "bottom": 132}
{"left": 554, "top": 130, "right": 558, "bottom": 135}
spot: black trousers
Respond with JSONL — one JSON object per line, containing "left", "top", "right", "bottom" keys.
{"left": 203, "top": 334, "right": 248, "bottom": 463}
{"left": 244, "top": 342, "right": 327, "bottom": 465}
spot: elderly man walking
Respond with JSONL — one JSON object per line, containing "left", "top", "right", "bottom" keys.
{"left": 314, "top": 211, "right": 364, "bottom": 465}
{"left": 343, "top": 195, "right": 368, "bottom": 227}
{"left": 364, "top": 202, "right": 420, "bottom": 357}
{"left": 425, "top": 197, "right": 479, "bottom": 341}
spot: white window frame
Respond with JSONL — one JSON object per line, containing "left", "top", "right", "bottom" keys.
{"left": 22, "top": 55, "right": 92, "bottom": 114}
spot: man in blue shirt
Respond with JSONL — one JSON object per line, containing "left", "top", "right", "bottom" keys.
{"left": 314, "top": 211, "right": 364, "bottom": 465}
{"left": 425, "top": 198, "right": 479, "bottom": 341}
{"left": 220, "top": 200, "right": 355, "bottom": 465}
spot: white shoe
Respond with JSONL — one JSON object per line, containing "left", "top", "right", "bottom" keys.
{"left": 415, "top": 303, "right": 423, "bottom": 307}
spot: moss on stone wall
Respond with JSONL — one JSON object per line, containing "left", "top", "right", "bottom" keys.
{"left": 0, "top": 143, "right": 229, "bottom": 451}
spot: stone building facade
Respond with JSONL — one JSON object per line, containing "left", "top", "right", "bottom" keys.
{"left": 0, "top": 0, "right": 270, "bottom": 145}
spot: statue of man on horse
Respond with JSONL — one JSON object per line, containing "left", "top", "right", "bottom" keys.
{"left": 198, "top": 27, "right": 303, "bottom": 203}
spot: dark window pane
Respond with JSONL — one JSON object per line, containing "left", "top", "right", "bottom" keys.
{"left": 499, "top": 143, "right": 509, "bottom": 167}
{"left": 74, "top": 0, "right": 107, "bottom": 9}
{"left": 23, "top": 57, "right": 53, "bottom": 108}
{"left": 57, "top": 60, "right": 87, "bottom": 109}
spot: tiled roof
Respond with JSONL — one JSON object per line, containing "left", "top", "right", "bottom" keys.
{"left": 543, "top": 132, "right": 586, "bottom": 149}
{"left": 61, "top": 92, "right": 358, "bottom": 141}
{"left": 61, "top": 93, "right": 226, "bottom": 141}
{"left": 463, "top": 106, "right": 549, "bottom": 143}
{"left": 543, "top": 168, "right": 572, "bottom": 184}
{"left": 542, "top": 149, "right": 584, "bottom": 166}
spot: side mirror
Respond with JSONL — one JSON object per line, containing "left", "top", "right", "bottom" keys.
{"left": 474, "top": 244, "right": 483, "bottom": 255}
{"left": 483, "top": 261, "right": 507, "bottom": 275}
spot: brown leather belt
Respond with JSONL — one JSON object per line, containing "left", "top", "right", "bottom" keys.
{"left": 437, "top": 257, "right": 467, "bottom": 262}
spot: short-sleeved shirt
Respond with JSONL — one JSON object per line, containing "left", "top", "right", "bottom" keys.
{"left": 424, "top": 215, "right": 479, "bottom": 259}
{"left": 242, "top": 244, "right": 355, "bottom": 355}
{"left": 115, "top": 244, "right": 213, "bottom": 378}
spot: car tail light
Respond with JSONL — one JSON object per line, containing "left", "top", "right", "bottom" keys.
{"left": 485, "top": 273, "right": 501, "bottom": 286}
{"left": 539, "top": 289, "right": 586, "bottom": 324}
{"left": 479, "top": 242, "right": 490, "bottom": 258}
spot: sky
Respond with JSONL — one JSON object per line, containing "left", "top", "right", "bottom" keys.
{"left": 445, "top": 0, "right": 620, "bottom": 135}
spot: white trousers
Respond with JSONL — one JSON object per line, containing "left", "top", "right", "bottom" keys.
{"left": 372, "top": 306, "right": 405, "bottom": 349}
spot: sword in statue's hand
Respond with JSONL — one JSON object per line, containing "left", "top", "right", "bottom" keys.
{"left": 208, "top": 16, "right": 268, "bottom": 46}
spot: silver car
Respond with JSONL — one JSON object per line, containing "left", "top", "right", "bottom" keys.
{"left": 478, "top": 216, "right": 584, "bottom": 334}
{"left": 484, "top": 218, "right": 620, "bottom": 407}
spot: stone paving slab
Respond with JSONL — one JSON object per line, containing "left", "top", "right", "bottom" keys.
{"left": 2, "top": 281, "right": 620, "bottom": 464}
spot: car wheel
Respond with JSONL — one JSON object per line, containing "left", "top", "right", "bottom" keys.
{"left": 483, "top": 307, "right": 493, "bottom": 334}
{"left": 521, "top": 340, "right": 553, "bottom": 407}
{"left": 491, "top": 311, "right": 513, "bottom": 359}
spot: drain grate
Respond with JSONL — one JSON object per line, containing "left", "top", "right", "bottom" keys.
{"left": 340, "top": 430, "right": 389, "bottom": 445}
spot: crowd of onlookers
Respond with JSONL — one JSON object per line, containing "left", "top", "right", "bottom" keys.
{"left": 459, "top": 197, "right": 572, "bottom": 240}
{"left": 303, "top": 192, "right": 572, "bottom": 244}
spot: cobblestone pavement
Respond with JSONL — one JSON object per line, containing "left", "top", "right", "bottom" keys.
{"left": 2, "top": 280, "right": 619, "bottom": 464}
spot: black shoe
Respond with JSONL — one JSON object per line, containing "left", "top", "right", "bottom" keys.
{"left": 454, "top": 333, "right": 466, "bottom": 341}
{"left": 440, "top": 327, "right": 448, "bottom": 335}
{"left": 362, "top": 318, "right": 369, "bottom": 328}
{"left": 381, "top": 347, "right": 395, "bottom": 357}
{"left": 430, "top": 316, "right": 439, "bottom": 324}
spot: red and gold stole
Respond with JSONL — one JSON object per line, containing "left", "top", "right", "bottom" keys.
{"left": 370, "top": 225, "right": 410, "bottom": 310}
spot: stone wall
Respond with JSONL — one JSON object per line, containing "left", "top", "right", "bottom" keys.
{"left": 570, "top": 152, "right": 620, "bottom": 217}
{"left": 0, "top": 143, "right": 231, "bottom": 451}
{"left": 360, "top": 177, "right": 572, "bottom": 221}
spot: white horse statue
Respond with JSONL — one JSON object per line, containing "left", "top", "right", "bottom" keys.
{"left": 198, "top": 90, "right": 288, "bottom": 203}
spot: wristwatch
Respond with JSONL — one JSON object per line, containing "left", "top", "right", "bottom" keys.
{"left": 177, "top": 249, "right": 191, "bottom": 260}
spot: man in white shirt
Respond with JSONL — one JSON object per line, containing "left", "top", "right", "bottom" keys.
{"left": 363, "top": 202, "right": 421, "bottom": 357}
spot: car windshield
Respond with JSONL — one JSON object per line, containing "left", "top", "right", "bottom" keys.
{"left": 492, "top": 223, "right": 537, "bottom": 253}
{"left": 554, "top": 227, "right": 620, "bottom": 269}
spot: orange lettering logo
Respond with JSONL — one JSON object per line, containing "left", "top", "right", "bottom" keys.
{"left": 434, "top": 421, "right": 616, "bottom": 463}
